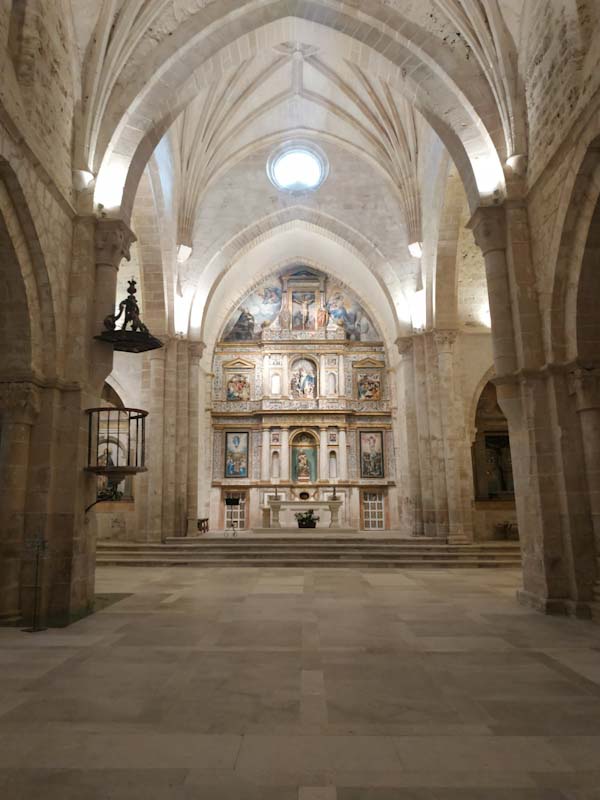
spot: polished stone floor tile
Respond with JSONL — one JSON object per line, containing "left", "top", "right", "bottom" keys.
{"left": 1, "top": 566, "right": 599, "bottom": 797}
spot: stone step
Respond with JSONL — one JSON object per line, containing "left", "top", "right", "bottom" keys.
{"left": 99, "top": 540, "right": 520, "bottom": 550}
{"left": 98, "top": 542, "right": 519, "bottom": 555}
{"left": 96, "top": 552, "right": 519, "bottom": 563}
{"left": 96, "top": 556, "right": 521, "bottom": 568}
{"left": 96, "top": 550, "right": 519, "bottom": 561}
{"left": 96, "top": 539, "right": 520, "bottom": 569}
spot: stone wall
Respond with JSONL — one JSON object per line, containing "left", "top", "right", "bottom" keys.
{"left": 522, "top": 0, "right": 600, "bottom": 185}
{"left": 0, "top": 0, "right": 78, "bottom": 201}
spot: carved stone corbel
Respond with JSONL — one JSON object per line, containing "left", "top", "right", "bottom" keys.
{"left": 395, "top": 336, "right": 414, "bottom": 359}
{"left": 189, "top": 341, "right": 206, "bottom": 362}
{"left": 468, "top": 206, "right": 506, "bottom": 255}
{"left": 95, "top": 219, "right": 137, "bottom": 271}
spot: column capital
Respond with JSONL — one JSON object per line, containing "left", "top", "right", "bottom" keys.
{"left": 467, "top": 206, "right": 506, "bottom": 255}
{"left": 188, "top": 341, "right": 205, "bottom": 362}
{"left": 434, "top": 329, "right": 458, "bottom": 354}
{"left": 569, "top": 367, "right": 600, "bottom": 412}
{"left": 0, "top": 381, "right": 41, "bottom": 424}
{"left": 395, "top": 335, "right": 414, "bottom": 357}
{"left": 95, "top": 218, "right": 137, "bottom": 270}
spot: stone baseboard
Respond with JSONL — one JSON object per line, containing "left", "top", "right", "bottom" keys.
{"left": 517, "top": 589, "right": 593, "bottom": 619}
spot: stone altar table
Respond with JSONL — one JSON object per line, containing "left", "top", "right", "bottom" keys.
{"left": 262, "top": 499, "right": 343, "bottom": 529}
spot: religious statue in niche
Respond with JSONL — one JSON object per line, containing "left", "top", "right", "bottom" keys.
{"left": 296, "top": 450, "right": 311, "bottom": 482}
{"left": 357, "top": 372, "right": 382, "bottom": 401}
{"left": 292, "top": 433, "right": 317, "bottom": 482}
{"left": 224, "top": 432, "right": 249, "bottom": 478}
{"left": 292, "top": 292, "right": 316, "bottom": 330}
{"left": 226, "top": 373, "right": 250, "bottom": 401}
{"left": 360, "top": 431, "right": 384, "bottom": 478}
{"left": 290, "top": 359, "right": 316, "bottom": 398}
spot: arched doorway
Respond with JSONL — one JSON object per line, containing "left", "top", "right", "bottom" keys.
{"left": 471, "top": 381, "right": 517, "bottom": 541}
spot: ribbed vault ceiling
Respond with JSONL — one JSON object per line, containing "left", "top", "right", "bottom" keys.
{"left": 75, "top": 0, "right": 524, "bottom": 339}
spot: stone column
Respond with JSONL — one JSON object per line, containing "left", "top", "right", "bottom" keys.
{"left": 570, "top": 367, "right": 600, "bottom": 601}
{"left": 281, "top": 428, "right": 290, "bottom": 480}
{"left": 412, "top": 336, "right": 436, "bottom": 536}
{"left": 396, "top": 336, "right": 423, "bottom": 536}
{"left": 470, "top": 207, "right": 581, "bottom": 614}
{"left": 319, "top": 428, "right": 329, "bottom": 481}
{"left": 319, "top": 357, "right": 327, "bottom": 398}
{"left": 263, "top": 355, "right": 270, "bottom": 396}
{"left": 282, "top": 356, "right": 289, "bottom": 397}
{"left": 0, "top": 382, "right": 40, "bottom": 623}
{"left": 435, "top": 331, "right": 472, "bottom": 543}
{"left": 197, "top": 367, "right": 213, "bottom": 520}
{"left": 424, "top": 333, "right": 449, "bottom": 538}
{"left": 186, "top": 342, "right": 204, "bottom": 534}
{"left": 143, "top": 347, "right": 166, "bottom": 541}
{"left": 169, "top": 339, "right": 188, "bottom": 537}
{"left": 338, "top": 428, "right": 348, "bottom": 479}
{"left": 261, "top": 428, "right": 271, "bottom": 481}
{"left": 468, "top": 208, "right": 517, "bottom": 377}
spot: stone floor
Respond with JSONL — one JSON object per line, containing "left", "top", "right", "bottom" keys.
{"left": 1, "top": 567, "right": 600, "bottom": 799}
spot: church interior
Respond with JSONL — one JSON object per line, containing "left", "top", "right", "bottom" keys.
{"left": 1, "top": 1, "right": 600, "bottom": 796}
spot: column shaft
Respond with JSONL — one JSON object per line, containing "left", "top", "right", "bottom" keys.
{"left": 319, "top": 428, "right": 329, "bottom": 480}
{"left": 261, "top": 429, "right": 271, "bottom": 481}
{"left": 281, "top": 429, "right": 290, "bottom": 480}
{"left": 338, "top": 429, "right": 348, "bottom": 480}
{"left": 0, "top": 418, "right": 33, "bottom": 621}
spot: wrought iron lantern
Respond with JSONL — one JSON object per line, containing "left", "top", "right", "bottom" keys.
{"left": 95, "top": 278, "right": 162, "bottom": 353}
{"left": 85, "top": 407, "right": 148, "bottom": 501}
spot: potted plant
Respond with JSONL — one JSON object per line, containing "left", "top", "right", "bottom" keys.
{"left": 295, "top": 509, "right": 320, "bottom": 529}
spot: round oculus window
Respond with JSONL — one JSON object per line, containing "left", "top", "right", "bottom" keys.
{"left": 267, "top": 144, "right": 328, "bottom": 192}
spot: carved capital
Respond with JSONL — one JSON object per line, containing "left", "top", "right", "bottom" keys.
{"left": 95, "top": 219, "right": 137, "bottom": 270}
{"left": 434, "top": 330, "right": 458, "bottom": 354}
{"left": 468, "top": 206, "right": 506, "bottom": 255}
{"left": 189, "top": 341, "right": 206, "bottom": 362}
{"left": 395, "top": 336, "right": 414, "bottom": 358}
{"left": 0, "top": 381, "right": 41, "bottom": 424}
{"left": 568, "top": 367, "right": 600, "bottom": 412}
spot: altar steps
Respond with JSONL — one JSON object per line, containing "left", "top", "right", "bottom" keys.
{"left": 96, "top": 539, "right": 521, "bottom": 568}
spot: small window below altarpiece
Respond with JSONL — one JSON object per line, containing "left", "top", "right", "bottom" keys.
{"left": 362, "top": 491, "right": 385, "bottom": 530}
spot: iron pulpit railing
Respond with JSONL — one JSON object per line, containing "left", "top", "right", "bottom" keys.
{"left": 85, "top": 406, "right": 148, "bottom": 492}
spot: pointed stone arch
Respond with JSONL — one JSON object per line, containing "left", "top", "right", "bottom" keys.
{"left": 0, "top": 157, "right": 57, "bottom": 380}
{"left": 197, "top": 224, "right": 402, "bottom": 364}
{"left": 549, "top": 133, "right": 600, "bottom": 363}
